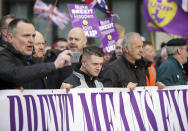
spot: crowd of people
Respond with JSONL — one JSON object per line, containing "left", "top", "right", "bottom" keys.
{"left": 0, "top": 14, "right": 187, "bottom": 91}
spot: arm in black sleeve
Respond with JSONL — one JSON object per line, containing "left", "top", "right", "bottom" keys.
{"left": 0, "top": 54, "right": 56, "bottom": 84}
{"left": 100, "top": 67, "right": 119, "bottom": 87}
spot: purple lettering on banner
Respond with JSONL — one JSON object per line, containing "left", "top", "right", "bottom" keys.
{"left": 8, "top": 96, "right": 23, "bottom": 131}
{"left": 158, "top": 90, "right": 168, "bottom": 131}
{"left": 57, "top": 94, "right": 64, "bottom": 130}
{"left": 119, "top": 92, "right": 130, "bottom": 130}
{"left": 100, "top": 92, "right": 115, "bottom": 131}
{"left": 183, "top": 90, "right": 188, "bottom": 122}
{"left": 169, "top": 90, "right": 185, "bottom": 130}
{"left": 130, "top": 92, "right": 146, "bottom": 131}
{"left": 144, "top": 91, "right": 158, "bottom": 131}
{"left": 91, "top": 93, "right": 101, "bottom": 131}
{"left": 61, "top": 94, "right": 74, "bottom": 131}
{"left": 37, "top": 95, "right": 50, "bottom": 131}
{"left": 48, "top": 95, "right": 59, "bottom": 131}
{"left": 78, "top": 93, "right": 94, "bottom": 131}
{"left": 23, "top": 95, "right": 38, "bottom": 131}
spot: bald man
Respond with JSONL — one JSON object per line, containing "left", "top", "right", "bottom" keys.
{"left": 33, "top": 31, "right": 45, "bottom": 58}
{"left": 54, "top": 28, "right": 88, "bottom": 87}
{"left": 67, "top": 27, "right": 87, "bottom": 53}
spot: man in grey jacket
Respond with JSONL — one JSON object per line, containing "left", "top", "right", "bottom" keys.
{"left": 61, "top": 46, "right": 104, "bottom": 89}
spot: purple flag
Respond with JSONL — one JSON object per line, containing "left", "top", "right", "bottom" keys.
{"left": 144, "top": 0, "right": 188, "bottom": 39}
{"left": 99, "top": 17, "right": 119, "bottom": 53}
{"left": 68, "top": 4, "right": 100, "bottom": 38}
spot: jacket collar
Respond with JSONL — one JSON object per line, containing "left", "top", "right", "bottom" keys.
{"left": 75, "top": 67, "right": 97, "bottom": 82}
{"left": 168, "top": 56, "right": 183, "bottom": 69}
{"left": 120, "top": 55, "right": 140, "bottom": 69}
{"left": 2, "top": 42, "right": 34, "bottom": 64}
{"left": 138, "top": 58, "right": 152, "bottom": 68}
{"left": 3, "top": 41, "right": 22, "bottom": 55}
{"left": 0, "top": 39, "right": 9, "bottom": 45}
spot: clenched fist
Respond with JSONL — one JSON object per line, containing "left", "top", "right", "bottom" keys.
{"left": 54, "top": 50, "right": 72, "bottom": 69}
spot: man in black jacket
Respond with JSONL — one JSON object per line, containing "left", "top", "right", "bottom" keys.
{"left": 0, "top": 18, "right": 72, "bottom": 89}
{"left": 100, "top": 32, "right": 146, "bottom": 90}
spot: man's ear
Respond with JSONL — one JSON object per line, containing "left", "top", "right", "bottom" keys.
{"left": 83, "top": 37, "right": 87, "bottom": 47}
{"left": 124, "top": 46, "right": 129, "bottom": 53}
{"left": 177, "top": 48, "right": 182, "bottom": 55}
{"left": 81, "top": 59, "right": 86, "bottom": 67}
{"left": 6, "top": 33, "right": 13, "bottom": 41}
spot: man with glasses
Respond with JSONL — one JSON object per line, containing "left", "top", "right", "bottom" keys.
{"left": 33, "top": 31, "right": 46, "bottom": 58}
{"left": 157, "top": 38, "right": 188, "bottom": 86}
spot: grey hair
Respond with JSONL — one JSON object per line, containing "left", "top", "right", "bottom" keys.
{"left": 161, "top": 47, "right": 167, "bottom": 56}
{"left": 166, "top": 46, "right": 180, "bottom": 55}
{"left": 121, "top": 32, "right": 140, "bottom": 52}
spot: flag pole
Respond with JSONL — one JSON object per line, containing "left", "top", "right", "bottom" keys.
{"left": 44, "top": 0, "right": 59, "bottom": 40}
{"left": 150, "top": 31, "right": 155, "bottom": 50}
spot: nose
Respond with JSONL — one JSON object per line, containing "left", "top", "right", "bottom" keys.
{"left": 71, "top": 38, "right": 77, "bottom": 44}
{"left": 29, "top": 36, "right": 35, "bottom": 43}
{"left": 140, "top": 47, "right": 143, "bottom": 53}
{"left": 96, "top": 64, "right": 102, "bottom": 70}
{"left": 40, "top": 43, "right": 45, "bottom": 48}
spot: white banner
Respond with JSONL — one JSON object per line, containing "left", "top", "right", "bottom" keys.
{"left": 0, "top": 86, "right": 188, "bottom": 131}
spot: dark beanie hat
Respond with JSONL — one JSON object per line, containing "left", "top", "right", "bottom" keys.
{"left": 166, "top": 38, "right": 187, "bottom": 46}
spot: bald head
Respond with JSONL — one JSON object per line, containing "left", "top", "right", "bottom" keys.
{"left": 35, "top": 31, "right": 44, "bottom": 41}
{"left": 68, "top": 27, "right": 86, "bottom": 38}
{"left": 34, "top": 31, "right": 45, "bottom": 58}
{"left": 67, "top": 27, "right": 87, "bottom": 53}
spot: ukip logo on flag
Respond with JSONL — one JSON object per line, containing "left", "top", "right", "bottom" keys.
{"left": 34, "top": 0, "right": 70, "bottom": 30}
{"left": 144, "top": 0, "right": 188, "bottom": 39}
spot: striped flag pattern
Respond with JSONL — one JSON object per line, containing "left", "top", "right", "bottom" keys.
{"left": 34, "top": 0, "right": 70, "bottom": 30}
